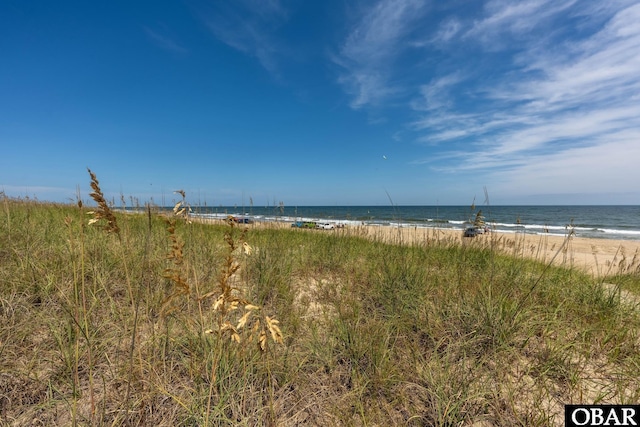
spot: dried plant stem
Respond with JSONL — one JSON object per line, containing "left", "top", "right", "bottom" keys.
{"left": 86, "top": 169, "right": 140, "bottom": 422}
{"left": 67, "top": 217, "right": 80, "bottom": 426}
{"left": 77, "top": 198, "right": 96, "bottom": 421}
{"left": 123, "top": 224, "right": 153, "bottom": 427}
{"left": 64, "top": 194, "right": 97, "bottom": 424}
{"left": 204, "top": 332, "right": 223, "bottom": 426}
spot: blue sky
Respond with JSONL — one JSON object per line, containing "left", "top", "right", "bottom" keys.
{"left": 2, "top": 0, "right": 640, "bottom": 206}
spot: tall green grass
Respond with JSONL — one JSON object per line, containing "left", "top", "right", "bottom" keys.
{"left": 1, "top": 182, "right": 640, "bottom": 426}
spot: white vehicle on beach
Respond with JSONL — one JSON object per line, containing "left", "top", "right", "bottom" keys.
{"left": 317, "top": 222, "right": 335, "bottom": 230}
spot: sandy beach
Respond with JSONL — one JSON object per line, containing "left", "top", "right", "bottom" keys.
{"left": 227, "top": 219, "right": 640, "bottom": 277}
{"left": 359, "top": 225, "right": 640, "bottom": 276}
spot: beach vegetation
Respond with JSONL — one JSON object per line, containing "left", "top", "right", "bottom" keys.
{"left": 1, "top": 176, "right": 640, "bottom": 426}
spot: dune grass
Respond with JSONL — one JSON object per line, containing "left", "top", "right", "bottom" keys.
{"left": 1, "top": 181, "right": 640, "bottom": 426}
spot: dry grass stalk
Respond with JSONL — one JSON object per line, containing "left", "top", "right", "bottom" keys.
{"left": 86, "top": 168, "right": 120, "bottom": 236}
{"left": 161, "top": 218, "right": 190, "bottom": 317}
{"left": 201, "top": 218, "right": 283, "bottom": 351}
{"left": 173, "top": 189, "right": 191, "bottom": 224}
{"left": 200, "top": 217, "right": 283, "bottom": 425}
{"left": 85, "top": 169, "right": 140, "bottom": 421}
{"left": 159, "top": 196, "right": 284, "bottom": 351}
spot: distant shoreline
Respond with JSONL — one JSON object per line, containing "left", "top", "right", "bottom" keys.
{"left": 157, "top": 204, "right": 640, "bottom": 242}
{"left": 195, "top": 217, "right": 640, "bottom": 277}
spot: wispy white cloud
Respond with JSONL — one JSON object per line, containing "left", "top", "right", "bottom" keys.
{"left": 143, "top": 26, "right": 188, "bottom": 54}
{"left": 334, "top": 0, "right": 429, "bottom": 109}
{"left": 488, "top": 132, "right": 640, "bottom": 199}
{"left": 465, "top": 0, "right": 577, "bottom": 46}
{"left": 411, "top": 73, "right": 464, "bottom": 112}
{"left": 198, "top": 0, "right": 288, "bottom": 76}
{"left": 408, "top": 1, "right": 640, "bottom": 198}
{"left": 430, "top": 18, "right": 462, "bottom": 44}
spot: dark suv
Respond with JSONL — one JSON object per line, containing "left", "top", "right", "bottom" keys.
{"left": 463, "top": 226, "right": 478, "bottom": 237}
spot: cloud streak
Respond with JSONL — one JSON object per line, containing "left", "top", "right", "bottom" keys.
{"left": 198, "top": 0, "right": 288, "bottom": 76}
{"left": 334, "top": 0, "right": 429, "bottom": 109}
{"left": 188, "top": 0, "right": 640, "bottom": 201}
{"left": 143, "top": 26, "right": 188, "bottom": 54}
{"left": 404, "top": 1, "right": 640, "bottom": 199}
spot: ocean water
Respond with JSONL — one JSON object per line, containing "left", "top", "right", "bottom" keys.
{"left": 185, "top": 205, "right": 640, "bottom": 241}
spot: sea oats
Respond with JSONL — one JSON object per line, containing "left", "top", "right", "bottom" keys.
{"left": 236, "top": 311, "right": 252, "bottom": 330}
{"left": 160, "top": 218, "right": 190, "bottom": 316}
{"left": 86, "top": 168, "right": 120, "bottom": 236}
{"left": 265, "top": 316, "right": 283, "bottom": 345}
{"left": 173, "top": 189, "right": 191, "bottom": 223}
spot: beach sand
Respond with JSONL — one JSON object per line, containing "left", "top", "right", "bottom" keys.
{"left": 205, "top": 218, "right": 640, "bottom": 277}
{"left": 357, "top": 226, "right": 640, "bottom": 276}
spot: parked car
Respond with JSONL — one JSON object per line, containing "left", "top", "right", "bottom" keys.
{"left": 463, "top": 226, "right": 479, "bottom": 237}
{"left": 229, "top": 216, "right": 253, "bottom": 224}
{"left": 291, "top": 221, "right": 317, "bottom": 228}
{"left": 317, "top": 222, "right": 335, "bottom": 230}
